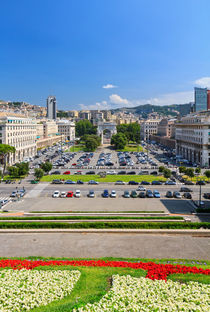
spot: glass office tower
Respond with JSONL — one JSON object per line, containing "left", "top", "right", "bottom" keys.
{"left": 47, "top": 96, "right": 57, "bottom": 120}
{"left": 194, "top": 87, "right": 207, "bottom": 112}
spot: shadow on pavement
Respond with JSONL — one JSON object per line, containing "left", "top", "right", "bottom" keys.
{"left": 160, "top": 199, "right": 196, "bottom": 214}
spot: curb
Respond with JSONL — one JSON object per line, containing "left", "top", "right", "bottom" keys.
{"left": 0, "top": 229, "right": 209, "bottom": 236}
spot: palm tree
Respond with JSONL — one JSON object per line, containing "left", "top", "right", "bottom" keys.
{"left": 0, "top": 144, "right": 16, "bottom": 176}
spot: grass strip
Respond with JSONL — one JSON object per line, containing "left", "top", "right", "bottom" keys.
{"left": 168, "top": 273, "right": 210, "bottom": 285}
{"left": 0, "top": 222, "right": 208, "bottom": 229}
{"left": 30, "top": 210, "right": 165, "bottom": 214}
{"left": 0, "top": 216, "right": 183, "bottom": 221}
{"left": 41, "top": 174, "right": 166, "bottom": 183}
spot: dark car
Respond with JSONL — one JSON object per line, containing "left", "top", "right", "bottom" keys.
{"left": 127, "top": 171, "right": 136, "bottom": 175}
{"left": 64, "top": 180, "right": 76, "bottom": 184}
{"left": 102, "top": 190, "right": 109, "bottom": 198}
{"left": 173, "top": 191, "right": 181, "bottom": 199}
{"left": 180, "top": 187, "right": 193, "bottom": 192}
{"left": 128, "top": 181, "right": 139, "bottom": 185}
{"left": 139, "top": 191, "right": 146, "bottom": 198}
{"left": 151, "top": 181, "right": 163, "bottom": 185}
{"left": 77, "top": 180, "right": 84, "bottom": 184}
{"left": 123, "top": 190, "right": 130, "bottom": 198}
{"left": 130, "top": 190, "right": 138, "bottom": 198}
{"left": 183, "top": 192, "right": 192, "bottom": 199}
{"left": 203, "top": 193, "right": 210, "bottom": 199}
{"left": 184, "top": 181, "right": 195, "bottom": 185}
{"left": 150, "top": 171, "right": 158, "bottom": 175}
{"left": 118, "top": 171, "right": 126, "bottom": 175}
{"left": 141, "top": 181, "right": 150, "bottom": 185}
{"left": 166, "top": 191, "right": 173, "bottom": 198}
{"left": 196, "top": 180, "right": 206, "bottom": 185}
{"left": 51, "top": 171, "right": 61, "bottom": 175}
{"left": 86, "top": 171, "right": 95, "bottom": 175}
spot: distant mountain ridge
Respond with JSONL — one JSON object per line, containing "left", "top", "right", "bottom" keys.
{"left": 111, "top": 103, "right": 193, "bottom": 117}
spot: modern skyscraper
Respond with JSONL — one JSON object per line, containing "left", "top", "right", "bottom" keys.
{"left": 46, "top": 96, "right": 57, "bottom": 120}
{"left": 207, "top": 90, "right": 210, "bottom": 110}
{"left": 194, "top": 87, "right": 208, "bottom": 112}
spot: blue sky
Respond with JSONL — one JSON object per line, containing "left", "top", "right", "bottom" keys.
{"left": 1, "top": 0, "right": 210, "bottom": 110}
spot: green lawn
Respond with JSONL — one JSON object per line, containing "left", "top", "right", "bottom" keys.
{"left": 182, "top": 175, "right": 210, "bottom": 182}
{"left": 117, "top": 144, "right": 143, "bottom": 152}
{"left": 65, "top": 145, "right": 85, "bottom": 152}
{"left": 41, "top": 174, "right": 166, "bottom": 183}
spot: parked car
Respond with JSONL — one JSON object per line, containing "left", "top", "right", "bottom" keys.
{"left": 128, "top": 181, "right": 139, "bottom": 185}
{"left": 203, "top": 193, "right": 210, "bottom": 199}
{"left": 153, "top": 190, "right": 160, "bottom": 198}
{"left": 51, "top": 171, "right": 61, "bottom": 175}
{"left": 150, "top": 171, "right": 158, "bottom": 175}
{"left": 127, "top": 171, "right": 136, "bottom": 175}
{"left": 141, "top": 181, "right": 150, "bottom": 185}
{"left": 10, "top": 191, "right": 17, "bottom": 198}
{"left": 180, "top": 187, "right": 193, "bottom": 192}
{"left": 102, "top": 190, "right": 109, "bottom": 198}
{"left": 60, "top": 191, "right": 66, "bottom": 198}
{"left": 146, "top": 190, "right": 154, "bottom": 198}
{"left": 118, "top": 171, "right": 126, "bottom": 175}
{"left": 52, "top": 179, "right": 63, "bottom": 184}
{"left": 196, "top": 180, "right": 206, "bottom": 185}
{"left": 88, "top": 180, "right": 99, "bottom": 185}
{"left": 165, "top": 180, "right": 176, "bottom": 185}
{"left": 183, "top": 192, "right": 192, "bottom": 199}
{"left": 66, "top": 191, "right": 74, "bottom": 198}
{"left": 137, "top": 186, "right": 146, "bottom": 191}
{"left": 184, "top": 181, "right": 195, "bottom": 185}
{"left": 52, "top": 191, "right": 60, "bottom": 198}
{"left": 139, "top": 191, "right": 146, "bottom": 198}
{"left": 130, "top": 190, "right": 138, "bottom": 198}
{"left": 64, "top": 180, "right": 76, "bottom": 184}
{"left": 123, "top": 190, "right": 130, "bottom": 198}
{"left": 166, "top": 191, "right": 173, "bottom": 198}
{"left": 173, "top": 191, "right": 181, "bottom": 199}
{"left": 110, "top": 190, "right": 117, "bottom": 198}
{"left": 75, "top": 190, "right": 81, "bottom": 198}
{"left": 88, "top": 190, "right": 95, "bottom": 198}
{"left": 86, "top": 171, "right": 95, "bottom": 175}
{"left": 151, "top": 181, "right": 163, "bottom": 185}
{"left": 63, "top": 171, "right": 71, "bottom": 175}
{"left": 77, "top": 180, "right": 84, "bottom": 184}
{"left": 115, "top": 180, "right": 126, "bottom": 185}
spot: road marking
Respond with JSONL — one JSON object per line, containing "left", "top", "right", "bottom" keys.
{"left": 25, "top": 183, "right": 49, "bottom": 198}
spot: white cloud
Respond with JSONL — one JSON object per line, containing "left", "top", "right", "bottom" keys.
{"left": 194, "top": 77, "right": 210, "bottom": 88}
{"left": 79, "top": 101, "right": 110, "bottom": 110}
{"left": 102, "top": 84, "right": 117, "bottom": 89}
{"left": 109, "top": 94, "right": 131, "bottom": 106}
{"left": 146, "top": 91, "right": 194, "bottom": 106}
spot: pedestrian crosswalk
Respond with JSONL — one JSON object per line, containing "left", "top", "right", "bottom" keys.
{"left": 0, "top": 197, "right": 10, "bottom": 202}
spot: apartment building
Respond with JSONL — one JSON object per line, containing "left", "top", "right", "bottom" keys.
{"left": 157, "top": 118, "right": 176, "bottom": 138}
{"left": 57, "top": 120, "right": 75, "bottom": 141}
{"left": 175, "top": 111, "right": 210, "bottom": 167}
{"left": 140, "top": 119, "right": 161, "bottom": 140}
{"left": 0, "top": 113, "right": 37, "bottom": 164}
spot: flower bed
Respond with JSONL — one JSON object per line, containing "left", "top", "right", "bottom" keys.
{"left": 0, "top": 259, "right": 209, "bottom": 281}
{"left": 0, "top": 269, "right": 80, "bottom": 312}
{"left": 73, "top": 275, "right": 210, "bottom": 312}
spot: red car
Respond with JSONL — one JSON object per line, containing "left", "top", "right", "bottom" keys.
{"left": 66, "top": 191, "right": 74, "bottom": 198}
{"left": 63, "top": 171, "right": 70, "bottom": 175}
{"left": 72, "top": 163, "right": 76, "bottom": 166}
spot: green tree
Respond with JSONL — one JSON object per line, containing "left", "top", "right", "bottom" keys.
{"left": 16, "top": 162, "right": 29, "bottom": 176}
{"left": 0, "top": 144, "right": 16, "bottom": 175}
{"left": 179, "top": 166, "right": 186, "bottom": 174}
{"left": 163, "top": 168, "right": 171, "bottom": 179}
{"left": 41, "top": 161, "right": 53, "bottom": 174}
{"left": 159, "top": 166, "right": 165, "bottom": 173}
{"left": 34, "top": 168, "right": 44, "bottom": 180}
{"left": 195, "top": 167, "right": 201, "bottom": 174}
{"left": 117, "top": 123, "right": 140, "bottom": 144}
{"left": 85, "top": 137, "right": 98, "bottom": 152}
{"left": 7, "top": 166, "right": 19, "bottom": 177}
{"left": 111, "top": 133, "right": 127, "bottom": 150}
{"left": 76, "top": 120, "right": 96, "bottom": 137}
{"left": 185, "top": 168, "right": 194, "bottom": 180}
{"left": 204, "top": 170, "right": 210, "bottom": 181}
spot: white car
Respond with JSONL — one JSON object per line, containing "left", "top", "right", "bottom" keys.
{"left": 75, "top": 190, "right": 81, "bottom": 198}
{"left": 115, "top": 181, "right": 126, "bottom": 185}
{"left": 107, "top": 170, "right": 117, "bottom": 175}
{"left": 52, "top": 190, "right": 60, "bottom": 198}
{"left": 137, "top": 186, "right": 146, "bottom": 191}
{"left": 60, "top": 191, "right": 66, "bottom": 198}
{"left": 110, "top": 190, "right": 117, "bottom": 198}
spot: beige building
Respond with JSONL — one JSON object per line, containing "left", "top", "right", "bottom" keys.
{"left": 176, "top": 111, "right": 210, "bottom": 167}
{"left": 140, "top": 119, "right": 161, "bottom": 140}
{"left": 57, "top": 120, "right": 75, "bottom": 141}
{"left": 157, "top": 118, "right": 176, "bottom": 138}
{"left": 0, "top": 113, "right": 37, "bottom": 164}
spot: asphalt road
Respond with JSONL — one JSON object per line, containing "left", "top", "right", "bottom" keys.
{"left": 0, "top": 232, "right": 209, "bottom": 259}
